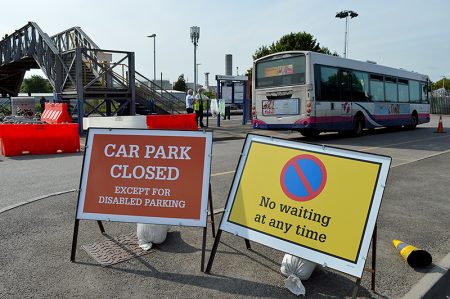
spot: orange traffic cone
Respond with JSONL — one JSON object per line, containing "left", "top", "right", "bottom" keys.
{"left": 393, "top": 240, "right": 432, "bottom": 267}
{"left": 435, "top": 115, "right": 445, "bottom": 133}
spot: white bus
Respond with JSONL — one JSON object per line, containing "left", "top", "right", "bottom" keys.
{"left": 251, "top": 51, "right": 430, "bottom": 137}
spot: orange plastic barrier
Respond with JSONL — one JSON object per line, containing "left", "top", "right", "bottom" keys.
{"left": 0, "top": 123, "right": 80, "bottom": 157}
{"left": 41, "top": 103, "right": 72, "bottom": 124}
{"left": 146, "top": 114, "right": 198, "bottom": 130}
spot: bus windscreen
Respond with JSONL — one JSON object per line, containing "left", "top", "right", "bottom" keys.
{"left": 256, "top": 55, "right": 306, "bottom": 88}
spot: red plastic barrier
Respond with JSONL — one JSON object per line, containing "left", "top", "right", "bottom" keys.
{"left": 146, "top": 114, "right": 198, "bottom": 130}
{"left": 0, "top": 123, "right": 80, "bottom": 157}
{"left": 41, "top": 103, "right": 72, "bottom": 124}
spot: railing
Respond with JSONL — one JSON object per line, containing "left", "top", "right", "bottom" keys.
{"left": 430, "top": 91, "right": 450, "bottom": 115}
{"left": 0, "top": 22, "right": 74, "bottom": 93}
{"left": 51, "top": 27, "right": 100, "bottom": 53}
{"left": 0, "top": 22, "right": 183, "bottom": 115}
{"left": 51, "top": 28, "right": 184, "bottom": 114}
{"left": 77, "top": 48, "right": 133, "bottom": 91}
{"left": 135, "top": 71, "right": 184, "bottom": 114}
{"left": 52, "top": 26, "right": 103, "bottom": 86}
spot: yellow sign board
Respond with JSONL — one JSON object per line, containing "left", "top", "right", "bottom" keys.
{"left": 220, "top": 135, "right": 391, "bottom": 277}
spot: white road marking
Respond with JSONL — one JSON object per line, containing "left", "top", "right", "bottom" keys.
{"left": 359, "top": 134, "right": 450, "bottom": 152}
{"left": 211, "top": 170, "right": 235, "bottom": 177}
{"left": 2, "top": 134, "right": 449, "bottom": 215}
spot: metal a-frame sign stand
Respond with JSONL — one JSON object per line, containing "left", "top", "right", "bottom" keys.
{"left": 70, "top": 183, "right": 216, "bottom": 272}
{"left": 206, "top": 229, "right": 378, "bottom": 298}
{"left": 70, "top": 128, "right": 216, "bottom": 272}
{"left": 205, "top": 223, "right": 378, "bottom": 298}
{"left": 203, "top": 133, "right": 389, "bottom": 298}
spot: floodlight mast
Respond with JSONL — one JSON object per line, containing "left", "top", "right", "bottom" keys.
{"left": 335, "top": 10, "right": 358, "bottom": 58}
{"left": 190, "top": 26, "right": 200, "bottom": 93}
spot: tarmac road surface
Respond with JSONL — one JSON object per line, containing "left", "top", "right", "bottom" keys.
{"left": 0, "top": 115, "right": 449, "bottom": 298}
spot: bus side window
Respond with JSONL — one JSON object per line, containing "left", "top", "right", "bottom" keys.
{"left": 409, "top": 81, "right": 420, "bottom": 103}
{"left": 351, "top": 71, "right": 369, "bottom": 101}
{"left": 369, "top": 75, "right": 384, "bottom": 102}
{"left": 340, "top": 70, "right": 351, "bottom": 101}
{"left": 385, "top": 77, "right": 398, "bottom": 102}
{"left": 320, "top": 66, "right": 339, "bottom": 101}
{"left": 398, "top": 79, "right": 409, "bottom": 102}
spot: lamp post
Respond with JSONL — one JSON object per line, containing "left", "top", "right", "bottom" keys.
{"left": 196, "top": 63, "right": 201, "bottom": 89}
{"left": 335, "top": 10, "right": 358, "bottom": 58}
{"left": 190, "top": 26, "right": 200, "bottom": 94}
{"left": 147, "top": 34, "right": 156, "bottom": 85}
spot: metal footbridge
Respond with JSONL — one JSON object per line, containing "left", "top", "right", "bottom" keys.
{"left": 0, "top": 22, "right": 185, "bottom": 129}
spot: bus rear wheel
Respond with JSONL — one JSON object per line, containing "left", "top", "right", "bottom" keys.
{"left": 299, "top": 129, "right": 320, "bottom": 138}
{"left": 352, "top": 115, "right": 364, "bottom": 136}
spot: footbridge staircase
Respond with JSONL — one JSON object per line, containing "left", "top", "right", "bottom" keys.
{"left": 0, "top": 22, "right": 185, "bottom": 130}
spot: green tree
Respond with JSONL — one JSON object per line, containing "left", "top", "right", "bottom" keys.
{"left": 173, "top": 74, "right": 187, "bottom": 92}
{"left": 20, "top": 75, "right": 53, "bottom": 93}
{"left": 204, "top": 90, "right": 216, "bottom": 99}
{"left": 253, "top": 32, "right": 337, "bottom": 60}
{"left": 431, "top": 78, "right": 450, "bottom": 91}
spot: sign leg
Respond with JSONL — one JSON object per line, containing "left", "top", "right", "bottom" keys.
{"left": 205, "top": 229, "right": 223, "bottom": 273}
{"left": 351, "top": 278, "right": 361, "bottom": 299}
{"left": 371, "top": 224, "right": 377, "bottom": 292}
{"left": 201, "top": 226, "right": 207, "bottom": 272}
{"left": 70, "top": 219, "right": 80, "bottom": 262}
{"left": 208, "top": 184, "right": 216, "bottom": 238}
{"left": 97, "top": 220, "right": 106, "bottom": 234}
{"left": 245, "top": 239, "right": 251, "bottom": 250}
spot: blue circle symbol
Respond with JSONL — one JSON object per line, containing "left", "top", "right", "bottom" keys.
{"left": 280, "top": 154, "right": 327, "bottom": 202}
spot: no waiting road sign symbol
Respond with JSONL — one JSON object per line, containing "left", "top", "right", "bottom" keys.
{"left": 280, "top": 154, "right": 327, "bottom": 202}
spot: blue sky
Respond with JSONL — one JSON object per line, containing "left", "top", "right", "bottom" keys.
{"left": 1, "top": 0, "right": 449, "bottom": 84}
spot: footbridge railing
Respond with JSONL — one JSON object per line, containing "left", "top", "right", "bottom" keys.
{"left": 0, "top": 22, "right": 73, "bottom": 95}
{"left": 0, "top": 21, "right": 184, "bottom": 115}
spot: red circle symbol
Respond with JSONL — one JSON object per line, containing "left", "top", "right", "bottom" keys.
{"left": 280, "top": 154, "right": 327, "bottom": 202}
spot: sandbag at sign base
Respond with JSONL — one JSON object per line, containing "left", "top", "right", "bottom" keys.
{"left": 284, "top": 274, "right": 306, "bottom": 296}
{"left": 280, "top": 254, "right": 317, "bottom": 296}
{"left": 137, "top": 223, "right": 171, "bottom": 251}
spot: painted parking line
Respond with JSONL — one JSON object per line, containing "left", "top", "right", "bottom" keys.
{"left": 210, "top": 170, "right": 236, "bottom": 177}
{"left": 359, "top": 134, "right": 450, "bottom": 152}
{"left": 3, "top": 135, "right": 449, "bottom": 215}
{"left": 391, "top": 148, "right": 450, "bottom": 168}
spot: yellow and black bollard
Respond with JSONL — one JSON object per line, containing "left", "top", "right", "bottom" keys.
{"left": 393, "top": 239, "right": 432, "bottom": 268}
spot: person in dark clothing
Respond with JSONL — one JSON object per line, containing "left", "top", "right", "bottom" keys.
{"left": 39, "top": 97, "right": 47, "bottom": 112}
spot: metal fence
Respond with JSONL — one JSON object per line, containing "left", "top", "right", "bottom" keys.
{"left": 0, "top": 97, "right": 11, "bottom": 114}
{"left": 430, "top": 91, "right": 450, "bottom": 115}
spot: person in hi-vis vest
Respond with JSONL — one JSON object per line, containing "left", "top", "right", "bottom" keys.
{"left": 194, "top": 87, "right": 209, "bottom": 127}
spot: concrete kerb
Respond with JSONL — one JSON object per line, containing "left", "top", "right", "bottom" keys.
{"left": 401, "top": 252, "right": 450, "bottom": 299}
{"left": 0, "top": 189, "right": 77, "bottom": 214}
